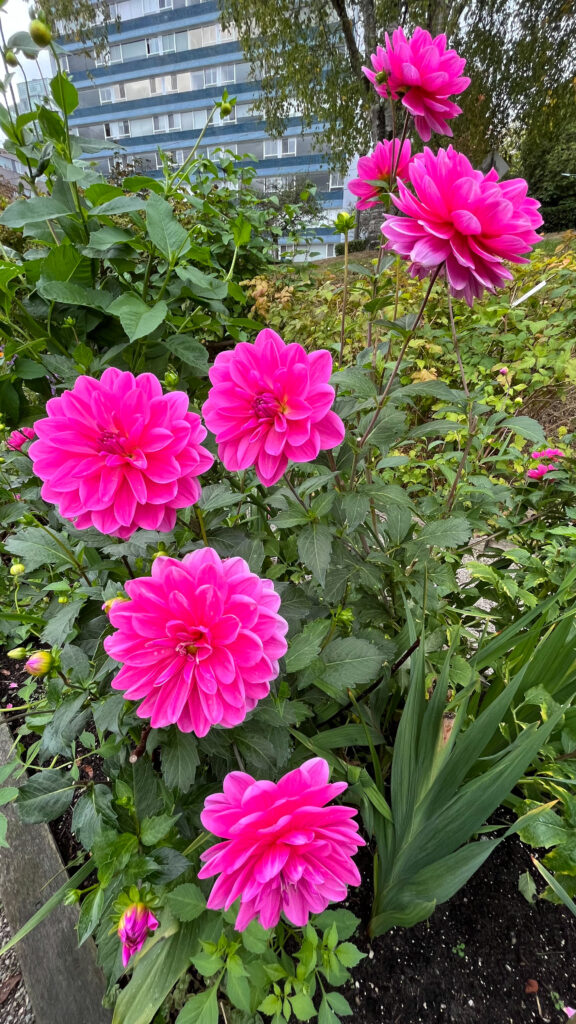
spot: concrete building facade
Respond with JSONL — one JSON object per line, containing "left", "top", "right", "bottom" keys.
{"left": 55, "top": 0, "right": 346, "bottom": 257}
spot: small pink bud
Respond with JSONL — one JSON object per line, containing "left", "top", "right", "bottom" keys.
{"left": 499, "top": 366, "right": 509, "bottom": 375}
{"left": 564, "top": 1009, "right": 576, "bottom": 1019}
{"left": 102, "top": 596, "right": 128, "bottom": 615}
{"left": 6, "top": 427, "right": 36, "bottom": 451}
{"left": 25, "top": 651, "right": 53, "bottom": 676}
{"left": 118, "top": 903, "right": 159, "bottom": 966}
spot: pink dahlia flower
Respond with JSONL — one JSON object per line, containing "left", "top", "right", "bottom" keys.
{"left": 104, "top": 547, "right": 288, "bottom": 736}
{"left": 381, "top": 146, "right": 543, "bottom": 306}
{"left": 29, "top": 368, "right": 213, "bottom": 539}
{"left": 198, "top": 757, "right": 365, "bottom": 930}
{"left": 362, "top": 27, "right": 470, "bottom": 142}
{"left": 527, "top": 463, "right": 555, "bottom": 479}
{"left": 348, "top": 139, "right": 412, "bottom": 209}
{"left": 6, "top": 427, "right": 35, "bottom": 451}
{"left": 531, "top": 448, "right": 565, "bottom": 459}
{"left": 201, "top": 329, "right": 345, "bottom": 487}
{"left": 117, "top": 903, "right": 159, "bottom": 966}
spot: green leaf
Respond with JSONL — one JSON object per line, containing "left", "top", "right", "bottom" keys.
{"left": 50, "top": 72, "right": 78, "bottom": 114}
{"left": 38, "top": 244, "right": 92, "bottom": 286}
{"left": 175, "top": 265, "right": 228, "bottom": 300}
{"left": 313, "top": 909, "right": 359, "bottom": 941}
{"left": 326, "top": 992, "right": 352, "bottom": 1015}
{"left": 94, "top": 195, "right": 147, "bottom": 216}
{"left": 18, "top": 769, "right": 75, "bottom": 823}
{"left": 335, "top": 942, "right": 365, "bottom": 967}
{"left": 93, "top": 831, "right": 139, "bottom": 888}
{"left": 0, "top": 788, "right": 19, "bottom": 806}
{"left": 518, "top": 870, "right": 537, "bottom": 904}
{"left": 166, "top": 883, "right": 206, "bottom": 922}
{"left": 341, "top": 492, "right": 371, "bottom": 530}
{"left": 160, "top": 728, "right": 199, "bottom": 792}
{"left": 290, "top": 993, "right": 316, "bottom": 1021}
{"left": 531, "top": 857, "right": 576, "bottom": 918}
{"left": 164, "top": 334, "right": 209, "bottom": 375}
{"left": 226, "top": 968, "right": 252, "bottom": 1012}
{"left": 140, "top": 813, "right": 178, "bottom": 845}
{"left": 318, "top": 997, "right": 339, "bottom": 1024}
{"left": 297, "top": 523, "right": 333, "bottom": 586}
{"left": 286, "top": 620, "right": 331, "bottom": 673}
{"left": 38, "top": 694, "right": 90, "bottom": 761}
{"left": 191, "top": 950, "right": 223, "bottom": 977}
{"left": 502, "top": 416, "right": 546, "bottom": 444}
{"left": 418, "top": 517, "right": 472, "bottom": 549}
{"left": 232, "top": 214, "right": 252, "bottom": 248}
{"left": 0, "top": 197, "right": 72, "bottom": 227}
{"left": 41, "top": 597, "right": 85, "bottom": 647}
{"left": 108, "top": 294, "right": 168, "bottom": 341}
{"left": 113, "top": 921, "right": 199, "bottom": 1024}
{"left": 321, "top": 638, "right": 382, "bottom": 689}
{"left": 177, "top": 987, "right": 219, "bottom": 1024}
{"left": 147, "top": 193, "right": 190, "bottom": 260}
{"left": 517, "top": 806, "right": 567, "bottom": 848}
{"left": 241, "top": 918, "right": 270, "bottom": 953}
{"left": 37, "top": 279, "right": 112, "bottom": 312}
{"left": 77, "top": 887, "right": 106, "bottom": 945}
{"left": 85, "top": 226, "right": 135, "bottom": 250}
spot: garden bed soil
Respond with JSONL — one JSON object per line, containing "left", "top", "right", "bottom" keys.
{"left": 1, "top": 656, "right": 575, "bottom": 1024}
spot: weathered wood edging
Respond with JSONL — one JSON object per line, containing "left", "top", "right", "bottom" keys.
{"left": 0, "top": 718, "right": 111, "bottom": 1024}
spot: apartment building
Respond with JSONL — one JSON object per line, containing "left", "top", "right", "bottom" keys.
{"left": 54, "top": 0, "right": 346, "bottom": 257}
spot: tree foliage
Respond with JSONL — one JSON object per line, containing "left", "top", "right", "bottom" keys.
{"left": 218, "top": 0, "right": 576, "bottom": 176}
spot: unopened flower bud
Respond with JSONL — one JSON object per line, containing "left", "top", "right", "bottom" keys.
{"left": 220, "top": 102, "right": 233, "bottom": 117}
{"left": 9, "top": 562, "right": 25, "bottom": 577}
{"left": 63, "top": 889, "right": 82, "bottom": 905}
{"left": 499, "top": 366, "right": 509, "bottom": 375}
{"left": 102, "top": 596, "right": 127, "bottom": 615}
{"left": 118, "top": 903, "right": 159, "bottom": 966}
{"left": 7, "top": 647, "right": 27, "bottom": 660}
{"left": 25, "top": 650, "right": 53, "bottom": 676}
{"left": 58, "top": 595, "right": 69, "bottom": 604}
{"left": 29, "top": 19, "right": 52, "bottom": 46}
{"left": 4, "top": 50, "right": 18, "bottom": 67}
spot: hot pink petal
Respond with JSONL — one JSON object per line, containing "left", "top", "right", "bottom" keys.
{"left": 104, "top": 548, "right": 288, "bottom": 737}
{"left": 382, "top": 146, "right": 542, "bottom": 306}
{"left": 198, "top": 757, "right": 365, "bottom": 931}
{"left": 202, "top": 330, "right": 344, "bottom": 487}
{"left": 29, "top": 371, "right": 213, "bottom": 538}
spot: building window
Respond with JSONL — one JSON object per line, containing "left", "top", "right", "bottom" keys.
{"left": 162, "top": 33, "right": 176, "bottom": 53}
{"left": 99, "top": 87, "right": 113, "bottom": 104}
{"left": 104, "top": 123, "right": 112, "bottom": 138}
{"left": 281, "top": 138, "right": 296, "bottom": 156}
{"left": 202, "top": 24, "right": 218, "bottom": 45}
{"left": 158, "top": 0, "right": 173, "bottom": 7}
{"left": 146, "top": 36, "right": 160, "bottom": 55}
{"left": 263, "top": 140, "right": 277, "bottom": 159}
{"left": 117, "top": 120, "right": 130, "bottom": 137}
{"left": 204, "top": 67, "right": 218, "bottom": 86}
{"left": 221, "top": 64, "right": 235, "bottom": 83}
{"left": 329, "top": 172, "right": 343, "bottom": 189}
{"left": 60, "top": 55, "right": 69, "bottom": 73}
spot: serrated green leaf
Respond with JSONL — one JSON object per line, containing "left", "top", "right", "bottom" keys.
{"left": 290, "top": 993, "right": 316, "bottom": 1021}
{"left": 166, "top": 884, "right": 206, "bottom": 922}
{"left": 297, "top": 523, "right": 333, "bottom": 586}
{"left": 286, "top": 620, "right": 331, "bottom": 673}
{"left": 18, "top": 769, "right": 75, "bottom": 823}
{"left": 108, "top": 294, "right": 168, "bottom": 341}
{"left": 418, "top": 516, "right": 471, "bottom": 549}
{"left": 321, "top": 638, "right": 382, "bottom": 689}
{"left": 160, "top": 728, "right": 199, "bottom": 793}
{"left": 140, "top": 813, "right": 178, "bottom": 845}
{"left": 147, "top": 193, "right": 190, "bottom": 260}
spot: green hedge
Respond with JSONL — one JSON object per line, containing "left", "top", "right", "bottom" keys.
{"left": 540, "top": 201, "right": 576, "bottom": 232}
{"left": 334, "top": 238, "right": 369, "bottom": 256}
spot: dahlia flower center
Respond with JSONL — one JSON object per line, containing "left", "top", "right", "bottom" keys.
{"left": 252, "top": 393, "right": 285, "bottom": 420}
{"left": 176, "top": 626, "right": 210, "bottom": 658}
{"left": 99, "top": 430, "right": 131, "bottom": 457}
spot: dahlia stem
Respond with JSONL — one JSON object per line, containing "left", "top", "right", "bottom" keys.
{"left": 337, "top": 227, "right": 350, "bottom": 369}
{"left": 447, "top": 290, "right": 469, "bottom": 397}
{"left": 195, "top": 506, "right": 209, "bottom": 546}
{"left": 445, "top": 430, "right": 475, "bottom": 514}
{"left": 181, "top": 832, "right": 210, "bottom": 857}
{"left": 358, "top": 266, "right": 441, "bottom": 450}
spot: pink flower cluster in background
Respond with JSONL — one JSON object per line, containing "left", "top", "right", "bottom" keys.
{"left": 381, "top": 146, "right": 543, "bottom": 306}
{"left": 29, "top": 368, "right": 213, "bottom": 538}
{"left": 363, "top": 27, "right": 470, "bottom": 141}
{"left": 527, "top": 448, "right": 565, "bottom": 480}
{"left": 349, "top": 138, "right": 412, "bottom": 209}
{"left": 105, "top": 547, "right": 288, "bottom": 736}
{"left": 202, "top": 328, "right": 345, "bottom": 486}
{"left": 117, "top": 903, "right": 158, "bottom": 966}
{"left": 199, "top": 757, "right": 364, "bottom": 930}
{"left": 6, "top": 427, "right": 35, "bottom": 451}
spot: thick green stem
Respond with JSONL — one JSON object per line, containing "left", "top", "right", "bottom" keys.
{"left": 338, "top": 229, "right": 350, "bottom": 369}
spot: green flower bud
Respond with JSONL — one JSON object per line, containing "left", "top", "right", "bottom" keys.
{"left": 4, "top": 50, "right": 18, "bottom": 67}
{"left": 220, "top": 102, "right": 233, "bottom": 117}
{"left": 7, "top": 647, "right": 27, "bottom": 660}
{"left": 29, "top": 19, "right": 52, "bottom": 47}
{"left": 9, "top": 562, "right": 25, "bottom": 577}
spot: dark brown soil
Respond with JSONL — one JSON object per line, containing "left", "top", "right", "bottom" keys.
{"left": 344, "top": 831, "right": 576, "bottom": 1024}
